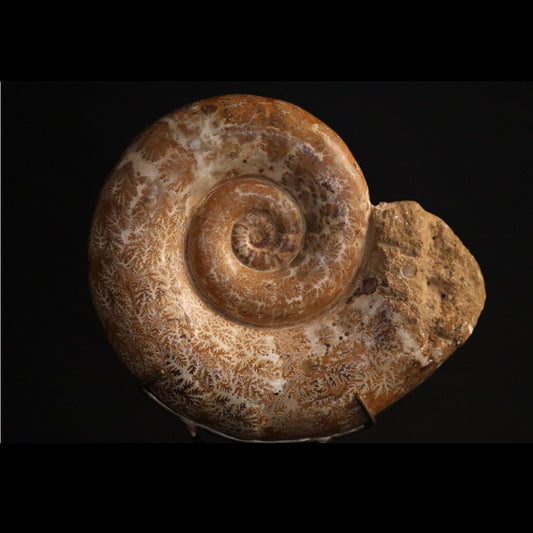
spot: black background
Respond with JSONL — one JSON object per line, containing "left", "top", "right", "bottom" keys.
{"left": 2, "top": 80, "right": 532, "bottom": 445}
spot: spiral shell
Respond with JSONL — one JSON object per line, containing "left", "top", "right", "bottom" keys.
{"left": 89, "top": 94, "right": 486, "bottom": 442}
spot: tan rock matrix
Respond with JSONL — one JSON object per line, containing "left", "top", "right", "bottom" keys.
{"left": 89, "top": 94, "right": 486, "bottom": 442}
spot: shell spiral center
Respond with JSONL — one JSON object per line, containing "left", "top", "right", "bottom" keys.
{"left": 229, "top": 181, "right": 305, "bottom": 272}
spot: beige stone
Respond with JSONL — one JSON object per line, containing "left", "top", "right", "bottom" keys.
{"left": 88, "top": 94, "right": 485, "bottom": 442}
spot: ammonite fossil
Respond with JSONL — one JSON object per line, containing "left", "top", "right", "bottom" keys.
{"left": 89, "top": 94, "right": 486, "bottom": 442}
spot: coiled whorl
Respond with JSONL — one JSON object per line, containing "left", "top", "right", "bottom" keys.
{"left": 183, "top": 101, "right": 371, "bottom": 327}
{"left": 89, "top": 94, "right": 485, "bottom": 442}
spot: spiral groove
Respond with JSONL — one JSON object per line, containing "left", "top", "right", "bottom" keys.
{"left": 89, "top": 94, "right": 377, "bottom": 440}
{"left": 187, "top": 176, "right": 315, "bottom": 326}
{"left": 229, "top": 181, "right": 304, "bottom": 272}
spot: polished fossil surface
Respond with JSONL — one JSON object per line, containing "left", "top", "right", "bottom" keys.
{"left": 89, "top": 94, "right": 485, "bottom": 441}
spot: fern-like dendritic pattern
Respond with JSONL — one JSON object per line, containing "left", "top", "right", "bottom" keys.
{"left": 89, "top": 95, "right": 485, "bottom": 442}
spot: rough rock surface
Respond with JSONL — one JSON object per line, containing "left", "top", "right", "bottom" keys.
{"left": 89, "top": 94, "right": 486, "bottom": 441}
{"left": 346, "top": 200, "right": 486, "bottom": 416}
